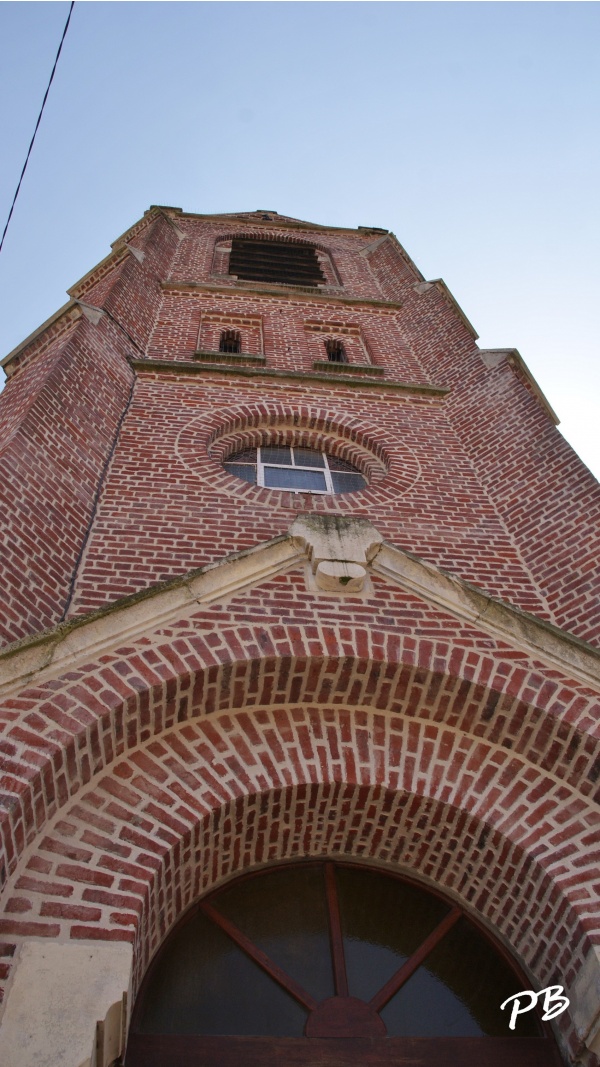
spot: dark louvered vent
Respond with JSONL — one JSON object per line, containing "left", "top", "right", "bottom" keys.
{"left": 219, "top": 330, "right": 241, "bottom": 353}
{"left": 325, "top": 338, "right": 348, "bottom": 363}
{"left": 229, "top": 239, "right": 326, "bottom": 287}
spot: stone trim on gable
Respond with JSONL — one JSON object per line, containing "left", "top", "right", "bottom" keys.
{"left": 1, "top": 518, "right": 598, "bottom": 700}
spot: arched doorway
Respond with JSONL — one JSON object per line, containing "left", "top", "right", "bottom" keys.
{"left": 126, "top": 861, "right": 563, "bottom": 1065}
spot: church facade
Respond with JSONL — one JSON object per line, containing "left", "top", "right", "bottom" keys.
{"left": 0, "top": 207, "right": 599, "bottom": 1067}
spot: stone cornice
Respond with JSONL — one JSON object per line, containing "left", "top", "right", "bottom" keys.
{"left": 152, "top": 206, "right": 387, "bottom": 239}
{"left": 1, "top": 520, "right": 598, "bottom": 700}
{"left": 130, "top": 358, "right": 448, "bottom": 396}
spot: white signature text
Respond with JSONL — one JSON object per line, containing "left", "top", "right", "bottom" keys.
{"left": 500, "top": 985, "right": 570, "bottom": 1030}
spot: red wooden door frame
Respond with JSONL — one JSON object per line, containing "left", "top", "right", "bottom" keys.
{"left": 126, "top": 1033, "right": 564, "bottom": 1066}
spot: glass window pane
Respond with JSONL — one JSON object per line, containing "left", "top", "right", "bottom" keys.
{"left": 382, "top": 917, "right": 542, "bottom": 1038}
{"left": 224, "top": 463, "right": 257, "bottom": 484}
{"left": 134, "top": 907, "right": 307, "bottom": 1036}
{"left": 293, "top": 448, "right": 325, "bottom": 468}
{"left": 227, "top": 448, "right": 257, "bottom": 464}
{"left": 337, "top": 867, "right": 450, "bottom": 1003}
{"left": 260, "top": 446, "right": 292, "bottom": 465}
{"left": 214, "top": 866, "right": 334, "bottom": 1003}
{"left": 132, "top": 862, "right": 543, "bottom": 1044}
{"left": 331, "top": 472, "right": 366, "bottom": 494}
{"left": 328, "top": 455, "right": 360, "bottom": 473}
{"left": 381, "top": 964, "right": 486, "bottom": 1037}
{"left": 264, "top": 467, "right": 327, "bottom": 491}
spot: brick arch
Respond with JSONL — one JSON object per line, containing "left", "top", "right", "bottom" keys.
{"left": 175, "top": 398, "right": 421, "bottom": 500}
{"left": 1, "top": 633, "right": 598, "bottom": 903}
{"left": 0, "top": 707, "right": 595, "bottom": 1059}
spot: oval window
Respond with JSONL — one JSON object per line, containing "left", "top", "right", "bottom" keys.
{"left": 126, "top": 862, "right": 561, "bottom": 1067}
{"left": 224, "top": 446, "right": 367, "bottom": 495}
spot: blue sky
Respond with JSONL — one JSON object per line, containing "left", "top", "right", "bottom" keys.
{"left": 1, "top": 1, "right": 598, "bottom": 476}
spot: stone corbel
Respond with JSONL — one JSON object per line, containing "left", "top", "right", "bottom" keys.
{"left": 290, "top": 515, "right": 383, "bottom": 593}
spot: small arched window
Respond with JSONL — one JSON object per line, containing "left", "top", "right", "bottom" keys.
{"left": 219, "top": 330, "right": 242, "bottom": 354}
{"left": 325, "top": 338, "right": 348, "bottom": 364}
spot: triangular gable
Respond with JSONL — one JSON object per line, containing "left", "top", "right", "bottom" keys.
{"left": 1, "top": 518, "right": 598, "bottom": 699}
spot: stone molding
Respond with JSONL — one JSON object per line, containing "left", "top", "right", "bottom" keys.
{"left": 0, "top": 537, "right": 302, "bottom": 699}
{"left": 372, "top": 542, "right": 600, "bottom": 689}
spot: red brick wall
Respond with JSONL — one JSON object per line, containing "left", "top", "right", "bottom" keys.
{"left": 64, "top": 381, "right": 557, "bottom": 618}
{"left": 371, "top": 245, "right": 600, "bottom": 646}
{"left": 1, "top": 571, "right": 597, "bottom": 907}
{"left": 1, "top": 209, "right": 598, "bottom": 1064}
{"left": 0, "top": 212, "right": 182, "bottom": 647}
{"left": 0, "top": 316, "right": 134, "bottom": 645}
{"left": 0, "top": 562, "right": 597, "bottom": 1058}
{"left": 4, "top": 210, "right": 598, "bottom": 644}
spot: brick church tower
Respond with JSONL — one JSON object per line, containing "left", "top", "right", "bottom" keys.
{"left": 0, "top": 207, "right": 599, "bottom": 1067}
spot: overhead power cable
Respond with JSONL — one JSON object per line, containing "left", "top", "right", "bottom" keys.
{"left": 0, "top": 1, "right": 75, "bottom": 256}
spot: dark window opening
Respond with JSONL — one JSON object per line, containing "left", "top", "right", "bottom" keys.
{"left": 325, "top": 339, "right": 348, "bottom": 364}
{"left": 219, "top": 330, "right": 242, "bottom": 354}
{"left": 126, "top": 861, "right": 560, "bottom": 1067}
{"left": 229, "top": 239, "right": 326, "bottom": 287}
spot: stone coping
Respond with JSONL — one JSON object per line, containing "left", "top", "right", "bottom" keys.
{"left": 480, "top": 348, "right": 559, "bottom": 425}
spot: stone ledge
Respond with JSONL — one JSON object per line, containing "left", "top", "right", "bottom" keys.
{"left": 413, "top": 279, "right": 479, "bottom": 340}
{"left": 0, "top": 537, "right": 303, "bottom": 699}
{"left": 131, "top": 359, "right": 448, "bottom": 395}
{"left": 372, "top": 541, "right": 600, "bottom": 691}
{"left": 193, "top": 350, "right": 267, "bottom": 366}
{"left": 311, "top": 360, "right": 385, "bottom": 377}
{"left": 480, "top": 348, "right": 559, "bottom": 425}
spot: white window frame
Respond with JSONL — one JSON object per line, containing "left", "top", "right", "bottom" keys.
{"left": 258, "top": 446, "right": 332, "bottom": 494}
{"left": 224, "top": 447, "right": 365, "bottom": 495}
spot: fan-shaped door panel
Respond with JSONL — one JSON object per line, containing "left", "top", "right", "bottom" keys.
{"left": 126, "top": 862, "right": 563, "bottom": 1066}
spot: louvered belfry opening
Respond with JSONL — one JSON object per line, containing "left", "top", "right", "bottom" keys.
{"left": 229, "top": 238, "right": 326, "bottom": 287}
{"left": 325, "top": 338, "right": 348, "bottom": 364}
{"left": 219, "top": 330, "right": 242, "bottom": 353}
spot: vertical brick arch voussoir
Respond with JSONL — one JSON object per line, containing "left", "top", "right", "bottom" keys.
{"left": 1, "top": 635, "right": 597, "bottom": 900}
